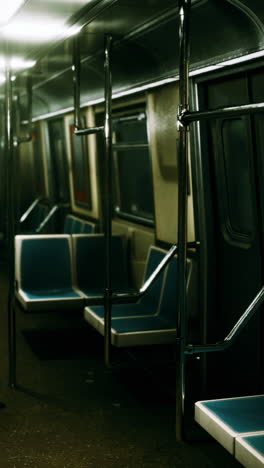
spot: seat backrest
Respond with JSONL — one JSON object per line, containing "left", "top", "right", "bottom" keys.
{"left": 72, "top": 234, "right": 129, "bottom": 292}
{"left": 16, "top": 235, "right": 73, "bottom": 292}
{"left": 63, "top": 215, "right": 75, "bottom": 234}
{"left": 73, "top": 219, "right": 83, "bottom": 234}
{"left": 63, "top": 215, "right": 96, "bottom": 235}
{"left": 82, "top": 221, "right": 96, "bottom": 234}
{"left": 158, "top": 255, "right": 192, "bottom": 326}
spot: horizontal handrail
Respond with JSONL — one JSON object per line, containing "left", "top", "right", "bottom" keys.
{"left": 35, "top": 204, "right": 59, "bottom": 233}
{"left": 19, "top": 197, "right": 43, "bottom": 224}
{"left": 185, "top": 286, "right": 264, "bottom": 355}
{"left": 112, "top": 143, "right": 149, "bottom": 151}
{"left": 74, "top": 126, "right": 104, "bottom": 136}
{"left": 180, "top": 102, "right": 264, "bottom": 125}
{"left": 17, "top": 135, "right": 32, "bottom": 145}
{"left": 84, "top": 241, "right": 199, "bottom": 306}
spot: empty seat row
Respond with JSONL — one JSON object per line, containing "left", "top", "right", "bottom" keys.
{"left": 195, "top": 395, "right": 264, "bottom": 467}
{"left": 63, "top": 214, "right": 96, "bottom": 235}
{"left": 20, "top": 208, "right": 96, "bottom": 235}
{"left": 16, "top": 235, "right": 195, "bottom": 348}
{"left": 84, "top": 247, "right": 193, "bottom": 347}
{"left": 15, "top": 234, "right": 128, "bottom": 312}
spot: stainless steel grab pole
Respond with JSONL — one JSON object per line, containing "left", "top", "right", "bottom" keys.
{"left": 6, "top": 65, "right": 16, "bottom": 389}
{"left": 175, "top": 0, "right": 191, "bottom": 442}
{"left": 103, "top": 35, "right": 113, "bottom": 368}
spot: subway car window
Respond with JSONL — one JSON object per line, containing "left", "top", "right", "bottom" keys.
{"left": 221, "top": 118, "right": 254, "bottom": 239}
{"left": 69, "top": 122, "right": 92, "bottom": 210}
{"left": 48, "top": 119, "right": 69, "bottom": 203}
{"left": 32, "top": 127, "right": 46, "bottom": 197}
{"left": 113, "top": 111, "right": 155, "bottom": 224}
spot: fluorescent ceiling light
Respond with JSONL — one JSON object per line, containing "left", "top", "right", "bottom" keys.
{"left": 0, "top": 56, "right": 36, "bottom": 71}
{"left": 1, "top": 19, "right": 82, "bottom": 42}
{"left": 0, "top": 0, "right": 25, "bottom": 26}
{"left": 1, "top": 19, "right": 65, "bottom": 42}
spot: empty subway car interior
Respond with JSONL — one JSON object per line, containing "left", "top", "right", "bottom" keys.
{"left": 0, "top": 0, "right": 263, "bottom": 467}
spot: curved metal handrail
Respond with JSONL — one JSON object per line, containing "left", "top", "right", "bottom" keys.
{"left": 185, "top": 286, "right": 264, "bottom": 354}
{"left": 19, "top": 196, "right": 43, "bottom": 224}
{"left": 35, "top": 202, "right": 70, "bottom": 233}
{"left": 84, "top": 241, "right": 199, "bottom": 306}
{"left": 35, "top": 204, "right": 59, "bottom": 233}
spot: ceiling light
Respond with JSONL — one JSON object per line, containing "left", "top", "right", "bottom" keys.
{"left": 1, "top": 19, "right": 82, "bottom": 42}
{"left": 0, "top": 1, "right": 25, "bottom": 26}
{"left": 0, "top": 56, "right": 36, "bottom": 71}
{"left": 1, "top": 19, "right": 65, "bottom": 42}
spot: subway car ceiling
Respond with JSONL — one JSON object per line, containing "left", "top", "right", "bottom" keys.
{"left": 2, "top": 0, "right": 264, "bottom": 119}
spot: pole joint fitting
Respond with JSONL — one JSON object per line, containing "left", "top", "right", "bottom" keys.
{"left": 177, "top": 105, "right": 190, "bottom": 131}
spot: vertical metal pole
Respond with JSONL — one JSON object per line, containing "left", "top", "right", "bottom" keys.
{"left": 175, "top": 0, "right": 191, "bottom": 441}
{"left": 5, "top": 65, "right": 16, "bottom": 388}
{"left": 103, "top": 34, "right": 113, "bottom": 367}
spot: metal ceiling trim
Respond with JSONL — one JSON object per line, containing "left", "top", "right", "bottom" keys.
{"left": 225, "top": 0, "right": 264, "bottom": 35}
{"left": 31, "top": 46, "right": 264, "bottom": 122}
{"left": 32, "top": 0, "right": 208, "bottom": 92}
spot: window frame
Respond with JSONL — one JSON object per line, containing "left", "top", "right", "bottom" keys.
{"left": 111, "top": 107, "right": 155, "bottom": 227}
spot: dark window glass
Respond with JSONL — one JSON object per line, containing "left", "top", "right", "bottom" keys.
{"left": 70, "top": 122, "right": 92, "bottom": 209}
{"left": 48, "top": 119, "right": 69, "bottom": 203}
{"left": 113, "top": 113, "right": 154, "bottom": 224}
{"left": 221, "top": 118, "right": 254, "bottom": 238}
{"left": 32, "top": 127, "right": 45, "bottom": 197}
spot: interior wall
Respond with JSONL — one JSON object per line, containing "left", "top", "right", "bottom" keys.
{"left": 112, "top": 219, "right": 155, "bottom": 288}
{"left": 147, "top": 83, "right": 195, "bottom": 244}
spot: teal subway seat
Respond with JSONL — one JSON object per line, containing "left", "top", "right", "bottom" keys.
{"left": 195, "top": 395, "right": 264, "bottom": 467}
{"left": 84, "top": 246, "right": 193, "bottom": 347}
{"left": 63, "top": 214, "right": 96, "bottom": 235}
{"left": 236, "top": 431, "right": 264, "bottom": 467}
{"left": 15, "top": 234, "right": 84, "bottom": 311}
{"left": 72, "top": 234, "right": 131, "bottom": 301}
{"left": 15, "top": 233, "right": 130, "bottom": 312}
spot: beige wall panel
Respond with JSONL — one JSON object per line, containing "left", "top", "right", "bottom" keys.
{"left": 112, "top": 219, "right": 155, "bottom": 288}
{"left": 39, "top": 121, "right": 50, "bottom": 198}
{"left": 147, "top": 84, "right": 195, "bottom": 244}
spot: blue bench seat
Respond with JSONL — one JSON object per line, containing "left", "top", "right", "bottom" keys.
{"left": 72, "top": 234, "right": 130, "bottom": 301}
{"left": 195, "top": 395, "right": 264, "bottom": 460}
{"left": 86, "top": 246, "right": 167, "bottom": 319}
{"left": 15, "top": 235, "right": 84, "bottom": 311}
{"left": 84, "top": 246, "right": 193, "bottom": 347}
{"left": 235, "top": 432, "right": 264, "bottom": 468}
{"left": 63, "top": 215, "right": 96, "bottom": 235}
